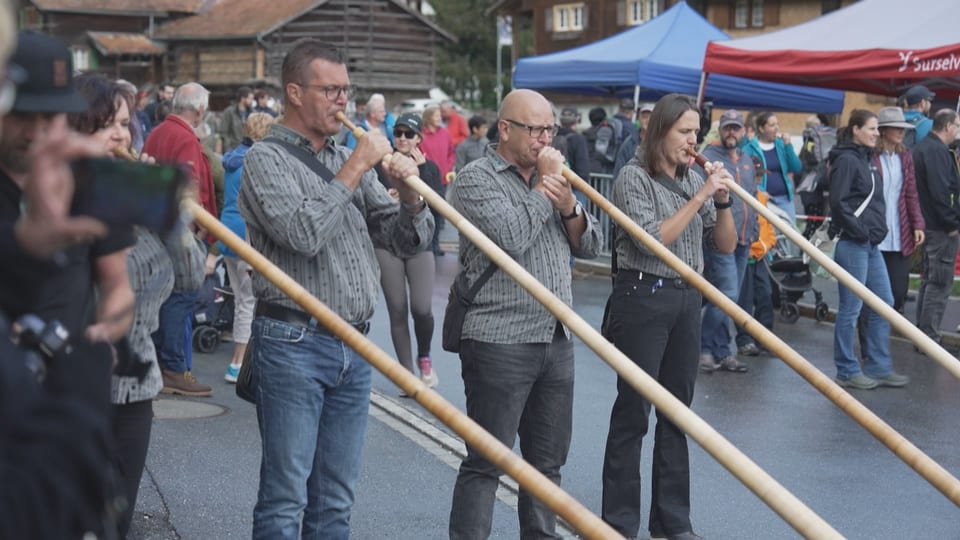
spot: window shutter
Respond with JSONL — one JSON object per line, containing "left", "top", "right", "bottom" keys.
{"left": 764, "top": 0, "right": 780, "bottom": 26}
{"left": 582, "top": 5, "right": 588, "bottom": 29}
{"left": 545, "top": 7, "right": 553, "bottom": 31}
{"left": 617, "top": 1, "right": 625, "bottom": 25}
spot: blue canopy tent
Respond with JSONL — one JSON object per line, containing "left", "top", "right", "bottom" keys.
{"left": 512, "top": 2, "right": 845, "bottom": 113}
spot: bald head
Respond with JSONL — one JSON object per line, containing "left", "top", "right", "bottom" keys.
{"left": 499, "top": 89, "right": 552, "bottom": 122}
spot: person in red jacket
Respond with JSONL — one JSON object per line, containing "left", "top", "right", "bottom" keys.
{"left": 142, "top": 82, "right": 215, "bottom": 396}
{"left": 441, "top": 99, "right": 468, "bottom": 146}
{"left": 420, "top": 104, "right": 455, "bottom": 182}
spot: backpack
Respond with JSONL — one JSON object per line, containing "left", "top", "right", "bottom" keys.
{"left": 592, "top": 119, "right": 622, "bottom": 165}
{"left": 902, "top": 115, "right": 925, "bottom": 148}
{"left": 796, "top": 126, "right": 837, "bottom": 195}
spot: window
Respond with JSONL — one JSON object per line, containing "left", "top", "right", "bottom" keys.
{"left": 734, "top": 0, "right": 765, "bottom": 29}
{"left": 72, "top": 48, "right": 90, "bottom": 71}
{"left": 553, "top": 3, "right": 584, "bottom": 31}
{"left": 627, "top": 0, "right": 659, "bottom": 25}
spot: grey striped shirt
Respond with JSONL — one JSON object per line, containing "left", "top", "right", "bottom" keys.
{"left": 238, "top": 124, "right": 433, "bottom": 322}
{"left": 112, "top": 228, "right": 206, "bottom": 404}
{"left": 613, "top": 159, "right": 719, "bottom": 277}
{"left": 449, "top": 146, "right": 602, "bottom": 344}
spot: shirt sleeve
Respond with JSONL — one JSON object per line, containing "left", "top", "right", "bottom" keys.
{"left": 89, "top": 225, "right": 135, "bottom": 257}
{"left": 361, "top": 169, "right": 434, "bottom": 258}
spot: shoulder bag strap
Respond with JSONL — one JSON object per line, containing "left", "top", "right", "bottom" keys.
{"left": 853, "top": 162, "right": 877, "bottom": 218}
{"left": 263, "top": 136, "right": 338, "bottom": 183}
{"left": 650, "top": 174, "right": 692, "bottom": 202}
{"left": 463, "top": 261, "right": 499, "bottom": 302}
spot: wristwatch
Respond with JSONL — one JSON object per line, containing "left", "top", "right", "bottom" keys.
{"left": 561, "top": 203, "right": 583, "bottom": 221}
{"left": 714, "top": 199, "right": 733, "bottom": 210}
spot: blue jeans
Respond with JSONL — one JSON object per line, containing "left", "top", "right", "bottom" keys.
{"left": 152, "top": 290, "right": 196, "bottom": 373}
{"left": 701, "top": 244, "right": 748, "bottom": 359}
{"left": 833, "top": 240, "right": 895, "bottom": 380}
{"left": 251, "top": 316, "right": 372, "bottom": 540}
{"left": 449, "top": 331, "right": 574, "bottom": 540}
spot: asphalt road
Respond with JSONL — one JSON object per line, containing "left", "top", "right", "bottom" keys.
{"left": 130, "top": 245, "right": 960, "bottom": 539}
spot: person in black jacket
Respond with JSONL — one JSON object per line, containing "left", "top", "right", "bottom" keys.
{"left": 913, "top": 109, "right": 960, "bottom": 345}
{"left": 829, "top": 109, "right": 909, "bottom": 390}
{"left": 373, "top": 112, "right": 441, "bottom": 391}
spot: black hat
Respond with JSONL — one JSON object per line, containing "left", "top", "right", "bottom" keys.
{"left": 902, "top": 85, "right": 935, "bottom": 107}
{"left": 619, "top": 97, "right": 635, "bottom": 110}
{"left": 395, "top": 112, "right": 423, "bottom": 135}
{"left": 11, "top": 31, "right": 87, "bottom": 114}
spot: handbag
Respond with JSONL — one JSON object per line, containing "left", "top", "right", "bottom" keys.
{"left": 441, "top": 262, "right": 498, "bottom": 353}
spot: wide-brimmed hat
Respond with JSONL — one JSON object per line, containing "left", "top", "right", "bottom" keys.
{"left": 877, "top": 106, "right": 915, "bottom": 129}
{"left": 395, "top": 112, "right": 423, "bottom": 135}
{"left": 11, "top": 31, "right": 87, "bottom": 114}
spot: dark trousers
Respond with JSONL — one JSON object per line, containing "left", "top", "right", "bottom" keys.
{"left": 857, "top": 250, "right": 911, "bottom": 359}
{"left": 112, "top": 399, "right": 154, "bottom": 538}
{"left": 735, "top": 258, "right": 775, "bottom": 347}
{"left": 602, "top": 275, "right": 701, "bottom": 538}
{"left": 449, "top": 327, "right": 574, "bottom": 540}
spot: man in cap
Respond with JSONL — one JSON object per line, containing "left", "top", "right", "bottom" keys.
{"left": 914, "top": 108, "right": 960, "bottom": 348}
{"left": 0, "top": 30, "right": 135, "bottom": 382}
{"left": 695, "top": 109, "right": 757, "bottom": 373}
{"left": 901, "top": 84, "right": 935, "bottom": 146}
{"left": 614, "top": 97, "right": 638, "bottom": 143}
{"left": 553, "top": 106, "right": 590, "bottom": 181}
{"left": 638, "top": 102, "right": 654, "bottom": 131}
{"left": 612, "top": 103, "right": 654, "bottom": 179}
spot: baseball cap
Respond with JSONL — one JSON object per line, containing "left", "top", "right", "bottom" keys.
{"left": 559, "top": 107, "right": 580, "bottom": 123}
{"left": 719, "top": 109, "right": 744, "bottom": 129}
{"left": 639, "top": 103, "right": 655, "bottom": 113}
{"left": 619, "top": 97, "right": 635, "bottom": 110}
{"left": 10, "top": 31, "right": 87, "bottom": 114}
{"left": 395, "top": 112, "right": 423, "bottom": 134}
{"left": 902, "top": 85, "right": 935, "bottom": 106}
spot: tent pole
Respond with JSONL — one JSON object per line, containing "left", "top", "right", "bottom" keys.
{"left": 633, "top": 84, "right": 640, "bottom": 117}
{"left": 696, "top": 72, "right": 707, "bottom": 107}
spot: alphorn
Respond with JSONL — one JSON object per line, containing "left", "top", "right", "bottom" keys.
{"left": 685, "top": 147, "right": 960, "bottom": 379}
{"left": 340, "top": 113, "right": 841, "bottom": 538}
{"left": 560, "top": 147, "right": 960, "bottom": 508}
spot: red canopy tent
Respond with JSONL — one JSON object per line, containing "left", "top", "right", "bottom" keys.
{"left": 701, "top": 0, "right": 960, "bottom": 99}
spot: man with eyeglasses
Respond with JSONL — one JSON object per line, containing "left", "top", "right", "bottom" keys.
{"left": 237, "top": 39, "right": 431, "bottom": 540}
{"left": 446, "top": 89, "right": 602, "bottom": 539}
{"left": 913, "top": 108, "right": 960, "bottom": 348}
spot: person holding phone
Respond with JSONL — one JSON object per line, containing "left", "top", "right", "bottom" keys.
{"left": 372, "top": 112, "right": 440, "bottom": 391}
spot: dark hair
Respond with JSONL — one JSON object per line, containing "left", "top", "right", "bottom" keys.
{"left": 816, "top": 113, "right": 831, "bottom": 127}
{"left": 156, "top": 101, "right": 171, "bottom": 123}
{"left": 932, "top": 109, "right": 959, "bottom": 132}
{"left": 754, "top": 111, "right": 775, "bottom": 131}
{"left": 281, "top": 39, "right": 345, "bottom": 95}
{"left": 236, "top": 86, "right": 252, "bottom": 101}
{"left": 468, "top": 114, "right": 487, "bottom": 131}
{"left": 254, "top": 89, "right": 269, "bottom": 100}
{"left": 159, "top": 82, "right": 174, "bottom": 95}
{"left": 837, "top": 109, "right": 877, "bottom": 144}
{"left": 640, "top": 94, "right": 699, "bottom": 177}
{"left": 588, "top": 107, "right": 606, "bottom": 126}
{"left": 68, "top": 73, "right": 127, "bottom": 135}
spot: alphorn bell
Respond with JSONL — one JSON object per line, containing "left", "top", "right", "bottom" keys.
{"left": 558, "top": 147, "right": 960, "bottom": 508}
{"left": 339, "top": 112, "right": 842, "bottom": 538}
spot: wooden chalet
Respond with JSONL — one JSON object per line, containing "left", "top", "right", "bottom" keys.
{"left": 153, "top": 0, "right": 457, "bottom": 106}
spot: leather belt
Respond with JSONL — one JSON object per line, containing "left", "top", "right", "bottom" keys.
{"left": 254, "top": 301, "right": 370, "bottom": 335}
{"left": 616, "top": 269, "right": 690, "bottom": 289}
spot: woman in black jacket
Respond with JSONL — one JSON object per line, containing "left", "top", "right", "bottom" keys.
{"left": 829, "top": 109, "right": 909, "bottom": 390}
{"left": 372, "top": 112, "right": 440, "bottom": 392}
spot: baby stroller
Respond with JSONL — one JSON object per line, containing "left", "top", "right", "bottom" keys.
{"left": 192, "top": 257, "right": 235, "bottom": 354}
{"left": 764, "top": 204, "right": 830, "bottom": 324}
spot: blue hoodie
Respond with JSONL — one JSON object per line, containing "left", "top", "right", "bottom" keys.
{"left": 217, "top": 139, "right": 252, "bottom": 257}
{"left": 743, "top": 136, "right": 803, "bottom": 201}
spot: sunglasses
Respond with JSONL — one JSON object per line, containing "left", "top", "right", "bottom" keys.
{"left": 394, "top": 129, "right": 418, "bottom": 140}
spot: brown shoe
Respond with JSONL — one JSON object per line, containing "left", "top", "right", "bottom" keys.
{"left": 161, "top": 369, "right": 213, "bottom": 397}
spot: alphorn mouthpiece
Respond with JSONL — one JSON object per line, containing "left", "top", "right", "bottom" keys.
{"left": 112, "top": 146, "right": 139, "bottom": 162}
{"left": 685, "top": 147, "right": 708, "bottom": 167}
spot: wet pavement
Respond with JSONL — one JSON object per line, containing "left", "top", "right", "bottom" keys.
{"left": 130, "top": 234, "right": 960, "bottom": 539}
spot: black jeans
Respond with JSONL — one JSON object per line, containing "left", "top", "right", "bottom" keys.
{"left": 602, "top": 274, "right": 701, "bottom": 538}
{"left": 112, "top": 399, "right": 154, "bottom": 538}
{"left": 449, "top": 327, "right": 574, "bottom": 540}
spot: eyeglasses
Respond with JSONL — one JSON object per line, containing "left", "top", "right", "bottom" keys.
{"left": 503, "top": 118, "right": 558, "bottom": 139}
{"left": 393, "top": 129, "right": 418, "bottom": 140}
{"left": 297, "top": 83, "right": 356, "bottom": 101}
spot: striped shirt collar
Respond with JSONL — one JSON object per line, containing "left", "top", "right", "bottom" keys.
{"left": 486, "top": 144, "right": 540, "bottom": 184}
{"left": 268, "top": 123, "right": 340, "bottom": 154}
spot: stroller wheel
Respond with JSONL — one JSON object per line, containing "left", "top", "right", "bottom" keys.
{"left": 815, "top": 302, "right": 830, "bottom": 322}
{"left": 780, "top": 303, "right": 800, "bottom": 324}
{"left": 193, "top": 326, "right": 220, "bottom": 354}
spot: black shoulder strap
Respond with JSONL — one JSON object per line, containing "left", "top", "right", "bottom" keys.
{"left": 650, "top": 173, "right": 692, "bottom": 202}
{"left": 263, "top": 136, "right": 337, "bottom": 183}
{"left": 463, "top": 261, "right": 499, "bottom": 302}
